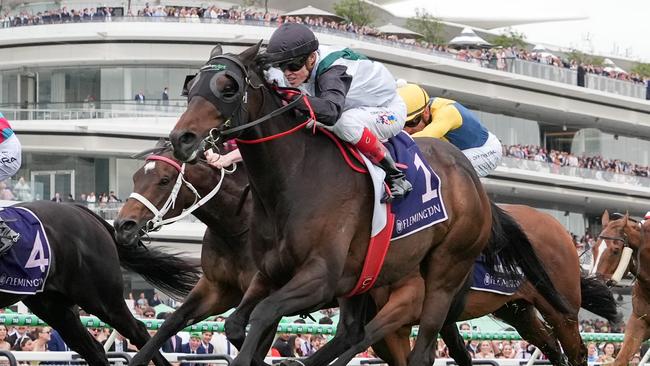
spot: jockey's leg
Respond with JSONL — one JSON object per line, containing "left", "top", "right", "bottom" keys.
{"left": 0, "top": 217, "right": 20, "bottom": 256}
{"left": 356, "top": 128, "right": 412, "bottom": 202}
{"left": 327, "top": 98, "right": 411, "bottom": 202}
{"left": 460, "top": 132, "right": 503, "bottom": 177}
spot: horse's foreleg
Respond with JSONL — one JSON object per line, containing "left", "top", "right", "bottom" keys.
{"left": 285, "top": 294, "right": 371, "bottom": 366}
{"left": 131, "top": 277, "right": 241, "bottom": 366}
{"left": 612, "top": 312, "right": 650, "bottom": 366}
{"left": 24, "top": 295, "right": 110, "bottom": 366}
{"left": 230, "top": 261, "right": 338, "bottom": 366}
{"left": 439, "top": 323, "right": 472, "bottom": 366}
{"left": 493, "top": 301, "right": 567, "bottom": 366}
{"left": 329, "top": 276, "right": 422, "bottom": 366}
{"left": 225, "top": 271, "right": 273, "bottom": 350}
{"left": 408, "top": 254, "right": 475, "bottom": 366}
{"left": 89, "top": 295, "right": 171, "bottom": 366}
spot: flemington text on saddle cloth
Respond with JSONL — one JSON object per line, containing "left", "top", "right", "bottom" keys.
{"left": 0, "top": 207, "right": 52, "bottom": 295}
{"left": 384, "top": 132, "right": 449, "bottom": 241}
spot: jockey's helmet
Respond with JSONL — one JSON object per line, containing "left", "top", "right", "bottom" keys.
{"left": 397, "top": 83, "right": 430, "bottom": 126}
{"left": 260, "top": 23, "right": 319, "bottom": 70}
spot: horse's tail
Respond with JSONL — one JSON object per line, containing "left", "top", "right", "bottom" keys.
{"left": 73, "top": 204, "right": 201, "bottom": 300}
{"left": 580, "top": 275, "right": 623, "bottom": 325}
{"left": 487, "top": 202, "right": 573, "bottom": 315}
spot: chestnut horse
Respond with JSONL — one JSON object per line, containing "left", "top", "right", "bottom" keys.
{"left": 593, "top": 212, "right": 649, "bottom": 366}
{"left": 167, "top": 44, "right": 569, "bottom": 366}
{"left": 329, "top": 205, "right": 619, "bottom": 366}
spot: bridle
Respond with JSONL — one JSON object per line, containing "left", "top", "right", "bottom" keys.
{"left": 189, "top": 54, "right": 311, "bottom": 152}
{"left": 128, "top": 154, "right": 234, "bottom": 232}
{"left": 593, "top": 222, "right": 638, "bottom": 285}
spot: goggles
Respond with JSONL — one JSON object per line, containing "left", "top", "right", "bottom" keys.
{"left": 404, "top": 100, "right": 432, "bottom": 128}
{"left": 274, "top": 56, "right": 308, "bottom": 72}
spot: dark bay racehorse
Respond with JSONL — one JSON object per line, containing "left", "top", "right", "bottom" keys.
{"left": 117, "top": 145, "right": 617, "bottom": 366}
{"left": 0, "top": 201, "right": 200, "bottom": 366}
{"left": 168, "top": 44, "right": 570, "bottom": 366}
{"left": 594, "top": 212, "right": 649, "bottom": 366}
{"left": 113, "top": 144, "right": 260, "bottom": 366}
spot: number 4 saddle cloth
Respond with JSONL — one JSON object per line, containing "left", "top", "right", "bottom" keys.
{"left": 0, "top": 207, "right": 52, "bottom": 295}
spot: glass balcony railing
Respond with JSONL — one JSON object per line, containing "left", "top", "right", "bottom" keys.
{"left": 0, "top": 101, "right": 185, "bottom": 120}
{"left": 3, "top": 16, "right": 647, "bottom": 100}
{"left": 499, "top": 156, "right": 650, "bottom": 189}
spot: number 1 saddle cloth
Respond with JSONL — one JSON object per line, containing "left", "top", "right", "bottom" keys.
{"left": 0, "top": 206, "right": 52, "bottom": 295}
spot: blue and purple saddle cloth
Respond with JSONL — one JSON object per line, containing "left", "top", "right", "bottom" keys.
{"left": 0, "top": 207, "right": 51, "bottom": 294}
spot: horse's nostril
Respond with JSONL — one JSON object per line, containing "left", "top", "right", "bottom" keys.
{"left": 115, "top": 219, "right": 137, "bottom": 234}
{"left": 180, "top": 132, "right": 196, "bottom": 145}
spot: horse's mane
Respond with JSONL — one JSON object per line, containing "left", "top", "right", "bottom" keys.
{"left": 131, "top": 139, "right": 172, "bottom": 159}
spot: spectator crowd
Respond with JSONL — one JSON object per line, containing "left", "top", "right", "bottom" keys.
{"left": 1, "top": 4, "right": 647, "bottom": 89}
{"left": 504, "top": 144, "right": 650, "bottom": 178}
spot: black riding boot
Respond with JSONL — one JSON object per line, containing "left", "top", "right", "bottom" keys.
{"left": 378, "top": 154, "right": 412, "bottom": 203}
{"left": 0, "top": 218, "right": 20, "bottom": 256}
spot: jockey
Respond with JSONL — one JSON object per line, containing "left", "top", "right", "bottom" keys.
{"left": 0, "top": 112, "right": 22, "bottom": 256}
{"left": 397, "top": 83, "right": 502, "bottom": 177}
{"left": 257, "top": 23, "right": 411, "bottom": 202}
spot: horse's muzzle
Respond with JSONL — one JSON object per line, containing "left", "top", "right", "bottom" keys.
{"left": 170, "top": 130, "right": 200, "bottom": 163}
{"left": 113, "top": 218, "right": 142, "bottom": 248}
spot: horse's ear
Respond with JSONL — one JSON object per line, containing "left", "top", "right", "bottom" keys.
{"left": 209, "top": 44, "right": 223, "bottom": 59}
{"left": 239, "top": 40, "right": 263, "bottom": 66}
{"left": 624, "top": 211, "right": 630, "bottom": 226}
{"left": 155, "top": 138, "right": 167, "bottom": 148}
{"left": 602, "top": 210, "right": 610, "bottom": 226}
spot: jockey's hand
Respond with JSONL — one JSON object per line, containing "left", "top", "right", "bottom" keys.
{"left": 205, "top": 150, "right": 229, "bottom": 169}
{"left": 306, "top": 119, "right": 326, "bottom": 130}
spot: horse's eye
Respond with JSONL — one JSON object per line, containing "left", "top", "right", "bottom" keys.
{"left": 222, "top": 84, "right": 237, "bottom": 98}
{"left": 159, "top": 177, "right": 171, "bottom": 186}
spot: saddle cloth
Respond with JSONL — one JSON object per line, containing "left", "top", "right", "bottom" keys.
{"left": 366, "top": 131, "right": 449, "bottom": 240}
{"left": 470, "top": 254, "right": 524, "bottom": 295}
{"left": 0, "top": 207, "right": 52, "bottom": 295}
{"left": 346, "top": 132, "right": 449, "bottom": 296}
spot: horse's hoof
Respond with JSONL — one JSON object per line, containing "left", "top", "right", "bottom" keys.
{"left": 278, "top": 358, "right": 306, "bottom": 366}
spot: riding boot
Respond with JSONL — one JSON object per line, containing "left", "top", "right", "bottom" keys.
{"left": 377, "top": 153, "right": 413, "bottom": 203}
{"left": 354, "top": 128, "right": 412, "bottom": 203}
{"left": 0, "top": 217, "right": 20, "bottom": 257}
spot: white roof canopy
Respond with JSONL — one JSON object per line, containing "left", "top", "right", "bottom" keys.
{"left": 448, "top": 27, "right": 491, "bottom": 48}
{"left": 283, "top": 6, "right": 345, "bottom": 22}
{"left": 376, "top": 23, "right": 423, "bottom": 38}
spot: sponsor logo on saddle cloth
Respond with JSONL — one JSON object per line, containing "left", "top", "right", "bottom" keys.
{"left": 471, "top": 254, "right": 524, "bottom": 295}
{"left": 384, "top": 132, "right": 448, "bottom": 240}
{"left": 0, "top": 207, "right": 51, "bottom": 294}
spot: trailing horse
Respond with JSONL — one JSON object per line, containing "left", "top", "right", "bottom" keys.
{"left": 593, "top": 211, "right": 648, "bottom": 366}
{"left": 0, "top": 201, "right": 200, "bottom": 366}
{"left": 167, "top": 44, "right": 571, "bottom": 366}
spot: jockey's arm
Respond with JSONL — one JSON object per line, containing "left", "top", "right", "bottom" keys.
{"left": 294, "top": 65, "right": 352, "bottom": 126}
{"left": 411, "top": 105, "right": 462, "bottom": 140}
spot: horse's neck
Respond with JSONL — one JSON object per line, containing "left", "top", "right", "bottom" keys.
{"left": 636, "top": 226, "right": 650, "bottom": 284}
{"left": 237, "top": 113, "right": 310, "bottom": 206}
{"left": 192, "top": 168, "right": 249, "bottom": 241}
